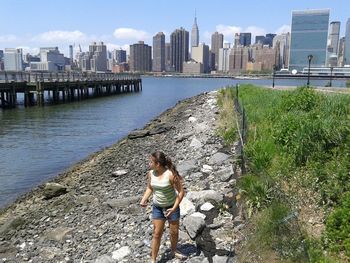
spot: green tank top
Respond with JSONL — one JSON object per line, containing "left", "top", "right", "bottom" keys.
{"left": 150, "top": 169, "right": 176, "bottom": 207}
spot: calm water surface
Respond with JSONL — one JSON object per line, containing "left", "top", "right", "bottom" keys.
{"left": 0, "top": 77, "right": 347, "bottom": 207}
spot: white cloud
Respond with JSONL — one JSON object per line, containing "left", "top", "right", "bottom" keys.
{"left": 113, "top": 28, "right": 149, "bottom": 40}
{"left": 276, "top": 25, "right": 291, "bottom": 35}
{"left": 0, "top": 34, "right": 18, "bottom": 43}
{"left": 215, "top": 24, "right": 242, "bottom": 40}
{"left": 32, "top": 30, "right": 87, "bottom": 43}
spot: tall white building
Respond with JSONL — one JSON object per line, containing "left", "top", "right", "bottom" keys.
{"left": 30, "top": 47, "right": 65, "bottom": 72}
{"left": 273, "top": 33, "right": 290, "bottom": 69}
{"left": 218, "top": 43, "right": 231, "bottom": 72}
{"left": 344, "top": 18, "right": 350, "bottom": 65}
{"left": 327, "top": 21, "right": 340, "bottom": 66}
{"left": 4, "top": 48, "right": 23, "bottom": 71}
{"left": 90, "top": 42, "right": 107, "bottom": 72}
{"left": 191, "top": 13, "right": 199, "bottom": 57}
{"left": 191, "top": 43, "right": 209, "bottom": 73}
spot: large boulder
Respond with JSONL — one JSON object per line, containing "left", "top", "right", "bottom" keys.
{"left": 183, "top": 214, "right": 206, "bottom": 240}
{"left": 43, "top": 183, "right": 67, "bottom": 199}
{"left": 186, "top": 190, "right": 224, "bottom": 205}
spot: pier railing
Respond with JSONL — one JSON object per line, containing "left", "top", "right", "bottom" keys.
{"left": 0, "top": 71, "right": 140, "bottom": 83}
{"left": 0, "top": 71, "right": 142, "bottom": 108}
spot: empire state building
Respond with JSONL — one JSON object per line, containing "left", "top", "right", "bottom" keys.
{"left": 191, "top": 13, "right": 199, "bottom": 56}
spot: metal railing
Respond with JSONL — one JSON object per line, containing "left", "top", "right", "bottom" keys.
{"left": 233, "top": 84, "right": 247, "bottom": 174}
{"left": 0, "top": 71, "right": 140, "bottom": 83}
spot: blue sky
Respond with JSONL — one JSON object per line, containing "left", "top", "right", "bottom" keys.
{"left": 0, "top": 0, "right": 348, "bottom": 56}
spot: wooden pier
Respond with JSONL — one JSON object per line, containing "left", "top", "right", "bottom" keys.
{"left": 0, "top": 72, "right": 142, "bottom": 108}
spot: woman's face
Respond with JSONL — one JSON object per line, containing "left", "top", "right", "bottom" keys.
{"left": 149, "top": 156, "right": 158, "bottom": 170}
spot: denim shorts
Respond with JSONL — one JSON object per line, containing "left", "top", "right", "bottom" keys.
{"left": 152, "top": 204, "right": 180, "bottom": 221}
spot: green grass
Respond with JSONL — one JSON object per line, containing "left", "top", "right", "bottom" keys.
{"left": 218, "top": 85, "right": 350, "bottom": 262}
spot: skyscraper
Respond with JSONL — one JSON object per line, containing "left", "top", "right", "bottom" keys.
{"left": 273, "top": 33, "right": 290, "bottom": 69}
{"left": 89, "top": 42, "right": 107, "bottom": 72}
{"left": 328, "top": 22, "right": 340, "bottom": 54}
{"left": 170, "top": 27, "right": 189, "bottom": 72}
{"left": 211, "top": 32, "right": 223, "bottom": 70}
{"left": 192, "top": 43, "right": 210, "bottom": 73}
{"left": 338, "top": 37, "right": 346, "bottom": 66}
{"left": 153, "top": 32, "right": 165, "bottom": 72}
{"left": 239, "top": 33, "right": 252, "bottom": 46}
{"left": 344, "top": 18, "right": 350, "bottom": 65}
{"left": 191, "top": 12, "right": 199, "bottom": 56}
{"left": 129, "top": 41, "right": 152, "bottom": 72}
{"left": 264, "top": 34, "right": 276, "bottom": 47}
{"left": 69, "top": 45, "right": 73, "bottom": 65}
{"left": 327, "top": 21, "right": 340, "bottom": 66}
{"left": 165, "top": 43, "right": 171, "bottom": 71}
{"left": 218, "top": 43, "right": 231, "bottom": 72}
{"left": 113, "top": 49, "right": 127, "bottom": 64}
{"left": 289, "top": 9, "right": 330, "bottom": 72}
{"left": 4, "top": 48, "right": 23, "bottom": 71}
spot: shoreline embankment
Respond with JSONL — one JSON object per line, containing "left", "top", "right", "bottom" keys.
{"left": 0, "top": 91, "right": 243, "bottom": 263}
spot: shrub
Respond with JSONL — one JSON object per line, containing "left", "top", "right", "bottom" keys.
{"left": 278, "top": 86, "right": 321, "bottom": 113}
{"left": 346, "top": 81, "right": 350, "bottom": 88}
{"left": 325, "top": 193, "right": 350, "bottom": 256}
{"left": 238, "top": 174, "right": 274, "bottom": 217}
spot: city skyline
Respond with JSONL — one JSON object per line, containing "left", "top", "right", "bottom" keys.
{"left": 0, "top": 0, "right": 348, "bottom": 57}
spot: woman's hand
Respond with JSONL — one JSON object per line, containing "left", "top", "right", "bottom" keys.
{"left": 140, "top": 199, "right": 148, "bottom": 207}
{"left": 165, "top": 207, "right": 175, "bottom": 217}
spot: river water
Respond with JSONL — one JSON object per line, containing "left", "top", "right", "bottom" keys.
{"left": 0, "top": 77, "right": 347, "bottom": 208}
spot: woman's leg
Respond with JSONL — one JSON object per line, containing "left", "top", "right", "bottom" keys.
{"left": 169, "top": 219, "right": 179, "bottom": 253}
{"left": 152, "top": 219, "right": 165, "bottom": 261}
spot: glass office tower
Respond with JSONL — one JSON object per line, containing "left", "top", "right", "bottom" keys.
{"left": 289, "top": 9, "right": 330, "bottom": 72}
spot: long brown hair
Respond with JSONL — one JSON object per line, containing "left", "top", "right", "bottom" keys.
{"left": 151, "top": 151, "right": 181, "bottom": 181}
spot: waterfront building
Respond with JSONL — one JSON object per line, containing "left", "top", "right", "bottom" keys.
{"left": 89, "top": 42, "right": 107, "bottom": 72}
{"left": 69, "top": 45, "right": 73, "bottom": 65}
{"left": 153, "top": 32, "right": 165, "bottom": 72}
{"left": 80, "top": 42, "right": 108, "bottom": 72}
{"left": 191, "top": 43, "right": 209, "bottom": 73}
{"left": 170, "top": 27, "right": 189, "bottom": 72}
{"left": 239, "top": 33, "right": 252, "bottom": 46}
{"left": 129, "top": 41, "right": 152, "bottom": 72}
{"left": 255, "top": 46, "right": 277, "bottom": 70}
{"left": 211, "top": 32, "right": 224, "bottom": 70}
{"left": 345, "top": 18, "right": 350, "bottom": 65}
{"left": 229, "top": 46, "right": 249, "bottom": 73}
{"left": 218, "top": 43, "right": 231, "bottom": 73}
{"left": 338, "top": 37, "right": 345, "bottom": 66}
{"left": 328, "top": 22, "right": 340, "bottom": 55}
{"left": 273, "top": 33, "right": 290, "bottom": 69}
{"left": 289, "top": 9, "right": 330, "bottom": 72}
{"left": 249, "top": 44, "right": 277, "bottom": 71}
{"left": 327, "top": 21, "right": 340, "bottom": 66}
{"left": 30, "top": 47, "right": 65, "bottom": 72}
{"left": 191, "top": 13, "right": 199, "bottom": 56}
{"left": 112, "top": 62, "right": 129, "bottom": 73}
{"left": 183, "top": 60, "right": 203, "bottom": 74}
{"left": 0, "top": 50, "right": 4, "bottom": 71}
{"left": 4, "top": 48, "right": 23, "bottom": 71}
{"left": 113, "top": 49, "right": 127, "bottom": 64}
{"left": 164, "top": 43, "right": 173, "bottom": 71}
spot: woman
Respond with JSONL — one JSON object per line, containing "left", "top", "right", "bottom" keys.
{"left": 140, "top": 151, "right": 186, "bottom": 262}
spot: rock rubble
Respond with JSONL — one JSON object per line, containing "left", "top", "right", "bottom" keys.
{"left": 0, "top": 91, "right": 244, "bottom": 263}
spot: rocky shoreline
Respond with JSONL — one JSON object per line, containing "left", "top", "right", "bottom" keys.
{"left": 0, "top": 91, "right": 244, "bottom": 263}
